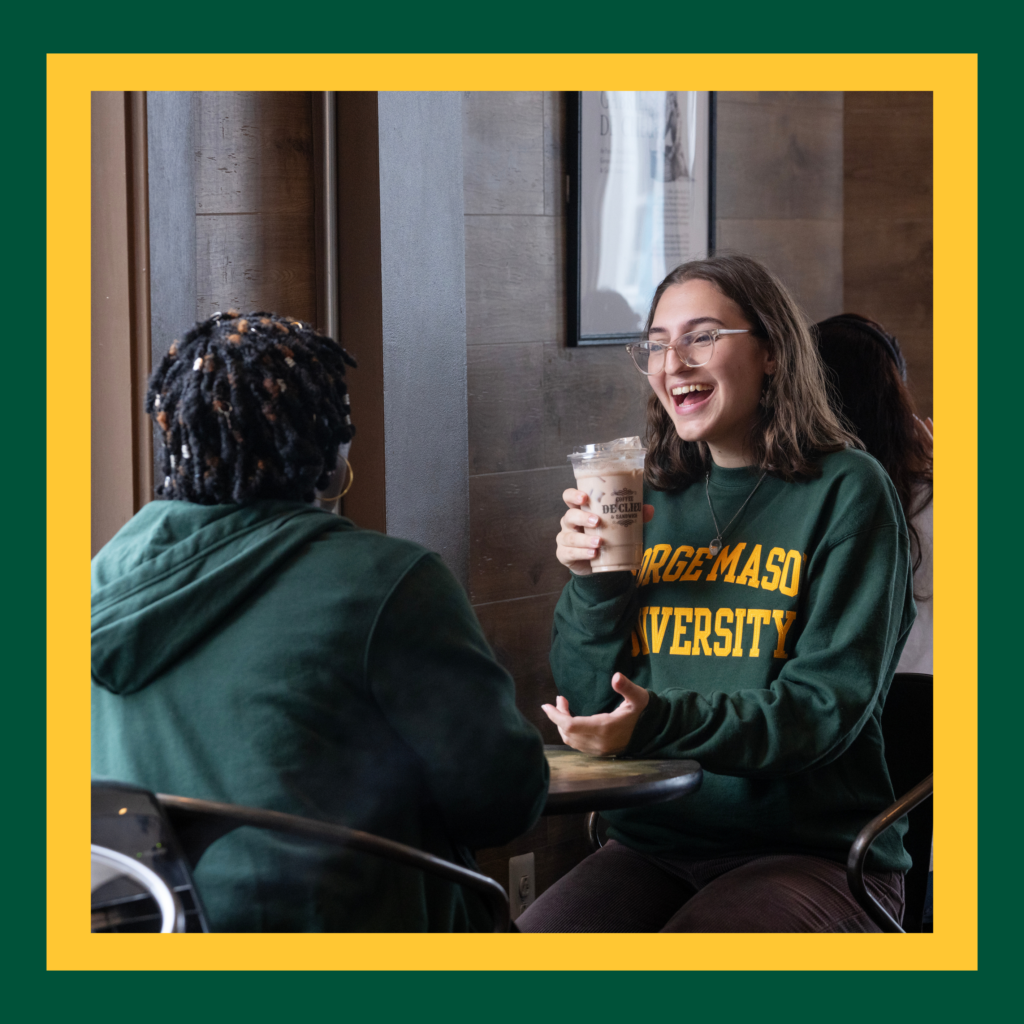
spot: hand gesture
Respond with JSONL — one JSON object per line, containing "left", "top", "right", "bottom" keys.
{"left": 541, "top": 673, "right": 651, "bottom": 756}
{"left": 555, "top": 489, "right": 654, "bottom": 575}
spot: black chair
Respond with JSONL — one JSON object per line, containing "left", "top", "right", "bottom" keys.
{"left": 93, "top": 780, "right": 210, "bottom": 931}
{"left": 92, "top": 780, "right": 511, "bottom": 932}
{"left": 847, "top": 671, "right": 933, "bottom": 933}
{"left": 91, "top": 842, "right": 187, "bottom": 932}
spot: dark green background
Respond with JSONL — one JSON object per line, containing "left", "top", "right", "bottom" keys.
{"left": 15, "top": 0, "right": 1002, "bottom": 1014}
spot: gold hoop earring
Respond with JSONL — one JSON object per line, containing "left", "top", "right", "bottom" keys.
{"left": 316, "top": 456, "right": 354, "bottom": 502}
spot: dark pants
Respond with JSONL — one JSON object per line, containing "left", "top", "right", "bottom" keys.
{"left": 516, "top": 840, "right": 904, "bottom": 933}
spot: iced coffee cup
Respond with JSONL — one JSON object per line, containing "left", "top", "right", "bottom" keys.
{"left": 568, "top": 437, "right": 647, "bottom": 573}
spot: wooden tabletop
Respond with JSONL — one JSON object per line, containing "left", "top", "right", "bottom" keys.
{"left": 542, "top": 745, "right": 702, "bottom": 815}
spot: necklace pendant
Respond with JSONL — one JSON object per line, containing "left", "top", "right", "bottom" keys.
{"left": 709, "top": 538, "right": 722, "bottom": 556}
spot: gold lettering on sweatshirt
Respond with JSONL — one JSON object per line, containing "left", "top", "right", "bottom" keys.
{"left": 732, "top": 608, "right": 747, "bottom": 656}
{"left": 691, "top": 607, "right": 713, "bottom": 655}
{"left": 761, "top": 547, "right": 785, "bottom": 591}
{"left": 779, "top": 550, "right": 802, "bottom": 596}
{"left": 669, "top": 607, "right": 693, "bottom": 655}
{"left": 649, "top": 606, "right": 673, "bottom": 654}
{"left": 636, "top": 547, "right": 653, "bottom": 585}
{"left": 641, "top": 544, "right": 673, "bottom": 585}
{"left": 705, "top": 543, "right": 746, "bottom": 582}
{"left": 681, "top": 547, "right": 712, "bottom": 581}
{"left": 661, "top": 545, "right": 695, "bottom": 583}
{"left": 639, "top": 537, "right": 803, "bottom": 595}
{"left": 746, "top": 609, "right": 772, "bottom": 657}
{"left": 735, "top": 544, "right": 763, "bottom": 589}
{"left": 637, "top": 607, "right": 651, "bottom": 654}
{"left": 633, "top": 606, "right": 799, "bottom": 659}
{"left": 772, "top": 609, "right": 797, "bottom": 658}
{"left": 713, "top": 607, "right": 734, "bottom": 656}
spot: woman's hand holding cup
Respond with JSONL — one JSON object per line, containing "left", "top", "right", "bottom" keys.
{"left": 556, "top": 488, "right": 602, "bottom": 575}
{"left": 555, "top": 488, "right": 654, "bottom": 575}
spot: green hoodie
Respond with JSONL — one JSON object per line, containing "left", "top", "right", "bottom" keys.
{"left": 550, "top": 448, "right": 915, "bottom": 872}
{"left": 92, "top": 499, "right": 548, "bottom": 932}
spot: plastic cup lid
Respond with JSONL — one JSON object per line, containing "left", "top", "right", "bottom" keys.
{"left": 568, "top": 436, "right": 647, "bottom": 461}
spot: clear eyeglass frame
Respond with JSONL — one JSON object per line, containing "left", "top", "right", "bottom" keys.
{"left": 625, "top": 329, "right": 751, "bottom": 375}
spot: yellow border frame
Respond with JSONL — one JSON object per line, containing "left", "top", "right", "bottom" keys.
{"left": 49, "top": 53, "right": 977, "bottom": 970}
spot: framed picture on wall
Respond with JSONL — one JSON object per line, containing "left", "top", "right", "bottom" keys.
{"left": 567, "top": 91, "right": 714, "bottom": 347}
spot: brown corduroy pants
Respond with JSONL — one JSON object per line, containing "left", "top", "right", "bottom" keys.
{"left": 515, "top": 839, "right": 904, "bottom": 933}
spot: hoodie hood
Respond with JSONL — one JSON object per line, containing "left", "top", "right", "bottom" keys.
{"left": 92, "top": 500, "right": 352, "bottom": 695}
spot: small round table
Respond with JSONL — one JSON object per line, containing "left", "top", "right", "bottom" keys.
{"left": 542, "top": 745, "right": 702, "bottom": 815}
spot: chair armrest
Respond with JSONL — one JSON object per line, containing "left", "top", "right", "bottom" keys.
{"left": 846, "top": 774, "right": 933, "bottom": 933}
{"left": 156, "top": 793, "right": 510, "bottom": 932}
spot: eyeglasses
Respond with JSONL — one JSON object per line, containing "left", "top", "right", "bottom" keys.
{"left": 626, "top": 329, "right": 750, "bottom": 375}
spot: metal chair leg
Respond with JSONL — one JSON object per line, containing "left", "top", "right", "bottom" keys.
{"left": 846, "top": 773, "right": 933, "bottom": 933}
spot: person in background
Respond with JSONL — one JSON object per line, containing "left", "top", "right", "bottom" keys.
{"left": 814, "top": 313, "right": 933, "bottom": 674}
{"left": 92, "top": 310, "right": 548, "bottom": 932}
{"left": 519, "top": 253, "right": 915, "bottom": 932}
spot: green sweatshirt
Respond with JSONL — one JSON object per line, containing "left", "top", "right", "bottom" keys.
{"left": 92, "top": 499, "right": 548, "bottom": 931}
{"left": 550, "top": 448, "right": 915, "bottom": 872}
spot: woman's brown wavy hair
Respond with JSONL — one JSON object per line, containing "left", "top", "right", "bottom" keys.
{"left": 642, "top": 252, "right": 860, "bottom": 491}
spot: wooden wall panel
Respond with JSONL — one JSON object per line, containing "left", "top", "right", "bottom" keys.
{"left": 715, "top": 92, "right": 844, "bottom": 322}
{"left": 195, "top": 92, "right": 315, "bottom": 217}
{"left": 193, "top": 93, "right": 317, "bottom": 324}
{"left": 91, "top": 92, "right": 152, "bottom": 555}
{"left": 337, "top": 93, "right": 386, "bottom": 534}
{"left": 474, "top": 591, "right": 564, "bottom": 743}
{"left": 195, "top": 211, "right": 317, "bottom": 320}
{"left": 715, "top": 217, "right": 844, "bottom": 324}
{"left": 468, "top": 343, "right": 545, "bottom": 475}
{"left": 844, "top": 92, "right": 933, "bottom": 418}
{"left": 147, "top": 92, "right": 197, "bottom": 365}
{"left": 465, "top": 214, "right": 562, "bottom": 347}
{"left": 463, "top": 92, "right": 642, "bottom": 898}
{"left": 542, "top": 340, "right": 648, "bottom": 467}
{"left": 92, "top": 93, "right": 136, "bottom": 555}
{"left": 469, "top": 468, "right": 572, "bottom": 605}
{"left": 716, "top": 93, "right": 845, "bottom": 221}
{"left": 463, "top": 91, "right": 544, "bottom": 216}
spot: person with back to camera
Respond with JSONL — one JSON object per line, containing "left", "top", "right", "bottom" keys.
{"left": 814, "top": 313, "right": 933, "bottom": 674}
{"left": 516, "top": 253, "right": 916, "bottom": 932}
{"left": 91, "top": 311, "right": 549, "bottom": 932}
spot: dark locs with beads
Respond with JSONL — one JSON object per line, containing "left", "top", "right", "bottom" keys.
{"left": 146, "top": 311, "right": 356, "bottom": 505}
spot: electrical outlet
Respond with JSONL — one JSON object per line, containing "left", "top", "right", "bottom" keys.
{"left": 508, "top": 852, "right": 536, "bottom": 921}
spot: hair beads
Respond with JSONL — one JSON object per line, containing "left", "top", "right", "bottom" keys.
{"left": 146, "top": 312, "right": 356, "bottom": 504}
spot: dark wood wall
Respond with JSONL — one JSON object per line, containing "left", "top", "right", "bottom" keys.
{"left": 715, "top": 92, "right": 844, "bottom": 322}
{"left": 91, "top": 93, "right": 152, "bottom": 556}
{"left": 462, "top": 92, "right": 649, "bottom": 893}
{"left": 463, "top": 91, "right": 648, "bottom": 741}
{"left": 844, "top": 93, "right": 933, "bottom": 419}
{"left": 193, "top": 92, "right": 318, "bottom": 324}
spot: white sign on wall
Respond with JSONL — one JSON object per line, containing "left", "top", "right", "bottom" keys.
{"left": 569, "top": 91, "right": 712, "bottom": 345}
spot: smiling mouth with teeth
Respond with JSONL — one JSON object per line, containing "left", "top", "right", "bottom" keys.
{"left": 670, "top": 382, "right": 715, "bottom": 410}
